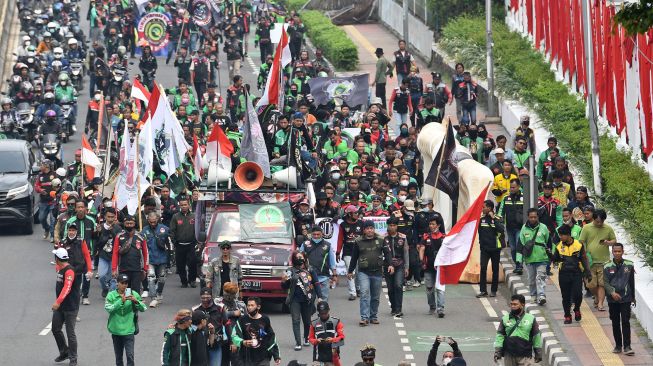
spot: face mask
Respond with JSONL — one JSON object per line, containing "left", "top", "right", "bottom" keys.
{"left": 400, "top": 180, "right": 409, "bottom": 187}
{"left": 400, "top": 128, "right": 408, "bottom": 136}
{"left": 510, "top": 308, "right": 522, "bottom": 316}
{"left": 67, "top": 234, "right": 76, "bottom": 240}
{"left": 398, "top": 195, "right": 406, "bottom": 202}
{"left": 553, "top": 182, "right": 562, "bottom": 188}
{"left": 332, "top": 172, "right": 341, "bottom": 180}
{"left": 126, "top": 226, "right": 135, "bottom": 232}
{"left": 292, "top": 258, "right": 304, "bottom": 266}
{"left": 400, "top": 146, "right": 408, "bottom": 153}
{"left": 421, "top": 207, "right": 429, "bottom": 212}
{"left": 443, "top": 358, "right": 452, "bottom": 365}
{"left": 479, "top": 130, "right": 488, "bottom": 139}
{"left": 248, "top": 308, "right": 258, "bottom": 317}
{"left": 468, "top": 130, "right": 478, "bottom": 139}
{"left": 363, "top": 134, "right": 371, "bottom": 144}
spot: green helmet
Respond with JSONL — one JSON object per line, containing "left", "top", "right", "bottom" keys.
{"left": 58, "top": 73, "right": 70, "bottom": 82}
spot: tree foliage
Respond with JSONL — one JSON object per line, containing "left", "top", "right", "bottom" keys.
{"left": 613, "top": 0, "right": 653, "bottom": 35}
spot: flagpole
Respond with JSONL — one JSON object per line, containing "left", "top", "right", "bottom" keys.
{"left": 215, "top": 135, "right": 220, "bottom": 195}
{"left": 96, "top": 91, "right": 104, "bottom": 153}
{"left": 432, "top": 116, "right": 451, "bottom": 194}
{"left": 101, "top": 119, "right": 113, "bottom": 198}
{"left": 176, "top": 0, "right": 191, "bottom": 57}
{"left": 135, "top": 131, "right": 143, "bottom": 231}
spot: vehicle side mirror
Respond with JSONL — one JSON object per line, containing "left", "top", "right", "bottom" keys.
{"left": 31, "top": 164, "right": 40, "bottom": 174}
{"left": 197, "top": 231, "right": 207, "bottom": 244}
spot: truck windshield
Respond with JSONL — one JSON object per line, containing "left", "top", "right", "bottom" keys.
{"left": 209, "top": 210, "right": 292, "bottom": 245}
{"left": 0, "top": 152, "right": 26, "bottom": 173}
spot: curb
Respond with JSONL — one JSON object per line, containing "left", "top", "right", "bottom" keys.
{"left": 499, "top": 252, "right": 573, "bottom": 366}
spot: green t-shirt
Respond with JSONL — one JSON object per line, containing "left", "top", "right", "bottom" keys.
{"left": 579, "top": 222, "right": 616, "bottom": 264}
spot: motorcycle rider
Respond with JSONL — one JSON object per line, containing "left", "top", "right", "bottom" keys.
{"left": 50, "top": 47, "right": 70, "bottom": 70}
{"left": 15, "top": 81, "right": 35, "bottom": 105}
{"left": 105, "top": 28, "right": 121, "bottom": 59}
{"left": 36, "top": 92, "right": 63, "bottom": 123}
{"left": 139, "top": 45, "right": 157, "bottom": 90}
{"left": 66, "top": 38, "right": 86, "bottom": 61}
{"left": 1, "top": 119, "right": 22, "bottom": 140}
{"left": 55, "top": 73, "right": 77, "bottom": 120}
{"left": 0, "top": 98, "right": 17, "bottom": 128}
{"left": 39, "top": 110, "right": 63, "bottom": 137}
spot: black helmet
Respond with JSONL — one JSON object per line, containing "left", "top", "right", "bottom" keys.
{"left": 316, "top": 301, "right": 329, "bottom": 313}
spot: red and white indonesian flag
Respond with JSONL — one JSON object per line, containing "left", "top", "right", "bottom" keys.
{"left": 256, "top": 26, "right": 291, "bottom": 108}
{"left": 434, "top": 184, "right": 490, "bottom": 289}
{"left": 131, "top": 78, "right": 151, "bottom": 103}
{"left": 81, "top": 134, "right": 102, "bottom": 178}
{"left": 205, "top": 125, "right": 234, "bottom": 172}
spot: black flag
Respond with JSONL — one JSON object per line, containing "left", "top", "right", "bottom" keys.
{"left": 425, "top": 122, "right": 459, "bottom": 203}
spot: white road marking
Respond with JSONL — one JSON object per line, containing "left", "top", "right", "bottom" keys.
{"left": 400, "top": 337, "right": 409, "bottom": 343}
{"left": 398, "top": 330, "right": 406, "bottom": 336}
{"left": 493, "top": 321, "right": 500, "bottom": 330}
{"left": 39, "top": 322, "right": 52, "bottom": 336}
{"left": 395, "top": 322, "right": 404, "bottom": 328}
{"left": 479, "top": 297, "right": 498, "bottom": 318}
{"left": 405, "top": 354, "right": 414, "bottom": 360}
{"left": 403, "top": 345, "right": 412, "bottom": 351}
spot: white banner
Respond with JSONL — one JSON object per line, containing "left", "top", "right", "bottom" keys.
{"left": 315, "top": 217, "right": 347, "bottom": 275}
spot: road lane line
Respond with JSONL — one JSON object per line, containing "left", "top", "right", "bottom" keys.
{"left": 479, "top": 297, "right": 498, "bottom": 318}
{"left": 39, "top": 322, "right": 52, "bottom": 336}
{"left": 405, "top": 354, "right": 414, "bottom": 360}
{"left": 403, "top": 345, "right": 411, "bottom": 351}
{"left": 400, "top": 338, "right": 409, "bottom": 343}
{"left": 397, "top": 330, "right": 406, "bottom": 336}
{"left": 395, "top": 322, "right": 404, "bottom": 327}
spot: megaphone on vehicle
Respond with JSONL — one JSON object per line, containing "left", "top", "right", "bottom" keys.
{"left": 271, "top": 166, "right": 298, "bottom": 188}
{"left": 234, "top": 162, "right": 264, "bottom": 191}
{"left": 206, "top": 160, "right": 232, "bottom": 186}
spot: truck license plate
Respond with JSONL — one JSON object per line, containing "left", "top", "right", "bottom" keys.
{"left": 242, "top": 280, "right": 262, "bottom": 290}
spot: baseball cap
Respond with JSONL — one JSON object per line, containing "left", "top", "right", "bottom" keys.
{"left": 219, "top": 241, "right": 231, "bottom": 249}
{"left": 117, "top": 273, "right": 129, "bottom": 283}
{"left": 362, "top": 220, "right": 375, "bottom": 229}
{"left": 494, "top": 148, "right": 505, "bottom": 154}
{"left": 52, "top": 248, "right": 69, "bottom": 260}
{"left": 431, "top": 72, "right": 442, "bottom": 79}
{"left": 576, "top": 186, "right": 588, "bottom": 194}
{"left": 311, "top": 225, "right": 323, "bottom": 232}
{"left": 543, "top": 182, "right": 554, "bottom": 189}
{"left": 403, "top": 199, "right": 416, "bottom": 211}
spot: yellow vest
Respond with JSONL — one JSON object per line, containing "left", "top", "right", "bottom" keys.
{"left": 555, "top": 239, "right": 585, "bottom": 272}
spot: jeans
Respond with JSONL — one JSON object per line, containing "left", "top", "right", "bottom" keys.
{"left": 526, "top": 263, "right": 547, "bottom": 298}
{"left": 228, "top": 59, "right": 241, "bottom": 80}
{"left": 342, "top": 256, "right": 357, "bottom": 296}
{"left": 208, "top": 346, "right": 222, "bottom": 366}
{"left": 559, "top": 272, "right": 583, "bottom": 316}
{"left": 148, "top": 263, "right": 167, "bottom": 297}
{"left": 190, "top": 33, "right": 200, "bottom": 53}
{"left": 506, "top": 227, "right": 522, "bottom": 269}
{"left": 98, "top": 257, "right": 115, "bottom": 292}
{"left": 385, "top": 266, "right": 405, "bottom": 312}
{"left": 166, "top": 40, "right": 178, "bottom": 63}
{"left": 460, "top": 103, "right": 476, "bottom": 125}
{"left": 112, "top": 334, "right": 135, "bottom": 366}
{"left": 393, "top": 112, "right": 408, "bottom": 134}
{"left": 397, "top": 73, "right": 407, "bottom": 86}
{"left": 423, "top": 271, "right": 445, "bottom": 311}
{"left": 76, "top": 273, "right": 90, "bottom": 299}
{"left": 290, "top": 301, "right": 313, "bottom": 345}
{"left": 358, "top": 271, "right": 382, "bottom": 321}
{"left": 39, "top": 202, "right": 53, "bottom": 233}
{"left": 52, "top": 308, "right": 78, "bottom": 362}
{"left": 176, "top": 244, "right": 197, "bottom": 285}
{"left": 479, "top": 249, "right": 501, "bottom": 294}
{"left": 609, "top": 302, "right": 632, "bottom": 348}
{"left": 317, "top": 276, "right": 330, "bottom": 302}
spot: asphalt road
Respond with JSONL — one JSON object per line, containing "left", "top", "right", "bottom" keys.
{"left": 0, "top": 5, "right": 514, "bottom": 366}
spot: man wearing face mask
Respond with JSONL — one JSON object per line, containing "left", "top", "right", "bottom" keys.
{"left": 461, "top": 123, "right": 485, "bottom": 164}
{"left": 65, "top": 201, "right": 97, "bottom": 305}
{"left": 96, "top": 208, "right": 122, "bottom": 298}
{"left": 142, "top": 212, "right": 170, "bottom": 308}
{"left": 427, "top": 336, "right": 463, "bottom": 366}
{"left": 300, "top": 226, "right": 337, "bottom": 302}
{"left": 348, "top": 221, "right": 384, "bottom": 326}
{"left": 494, "top": 294, "right": 543, "bottom": 365}
{"left": 383, "top": 217, "right": 409, "bottom": 317}
{"left": 57, "top": 223, "right": 93, "bottom": 303}
{"left": 54, "top": 196, "right": 78, "bottom": 245}
{"left": 232, "top": 297, "right": 281, "bottom": 365}
{"left": 193, "top": 288, "right": 227, "bottom": 366}
{"left": 216, "top": 282, "right": 246, "bottom": 366}
{"left": 111, "top": 215, "right": 148, "bottom": 294}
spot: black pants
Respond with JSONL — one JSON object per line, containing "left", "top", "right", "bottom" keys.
{"left": 112, "top": 334, "right": 135, "bottom": 366}
{"left": 52, "top": 308, "right": 78, "bottom": 362}
{"left": 194, "top": 82, "right": 207, "bottom": 102}
{"left": 259, "top": 42, "right": 273, "bottom": 63}
{"left": 290, "top": 40, "right": 302, "bottom": 61}
{"left": 558, "top": 271, "right": 583, "bottom": 316}
{"left": 408, "top": 246, "right": 422, "bottom": 283}
{"left": 176, "top": 244, "right": 197, "bottom": 286}
{"left": 385, "top": 265, "right": 405, "bottom": 313}
{"left": 375, "top": 83, "right": 387, "bottom": 109}
{"left": 609, "top": 302, "right": 632, "bottom": 348}
{"left": 479, "top": 249, "right": 501, "bottom": 294}
{"left": 290, "top": 301, "right": 313, "bottom": 346}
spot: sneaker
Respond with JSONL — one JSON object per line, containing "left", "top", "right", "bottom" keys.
{"left": 76, "top": 316, "right": 80, "bottom": 322}
{"left": 294, "top": 345, "right": 302, "bottom": 351}
{"left": 406, "top": 280, "right": 414, "bottom": 287}
{"left": 359, "top": 320, "right": 368, "bottom": 326}
{"left": 101, "top": 289, "right": 108, "bottom": 298}
{"left": 82, "top": 298, "right": 90, "bottom": 305}
{"left": 54, "top": 353, "right": 69, "bottom": 362}
{"left": 370, "top": 319, "right": 380, "bottom": 324}
{"left": 149, "top": 298, "right": 159, "bottom": 308}
{"left": 190, "top": 282, "right": 197, "bottom": 288}
{"left": 50, "top": 237, "right": 54, "bottom": 243}
{"left": 476, "top": 292, "right": 488, "bottom": 298}
{"left": 564, "top": 315, "right": 572, "bottom": 324}
{"left": 489, "top": 292, "right": 497, "bottom": 297}
{"left": 141, "top": 291, "right": 149, "bottom": 298}
{"left": 437, "top": 311, "right": 445, "bottom": 318}
{"left": 390, "top": 310, "right": 397, "bottom": 316}
{"left": 394, "top": 312, "right": 403, "bottom": 318}
{"left": 302, "top": 340, "right": 310, "bottom": 346}
{"left": 428, "top": 308, "right": 435, "bottom": 315}
{"left": 412, "top": 281, "right": 421, "bottom": 288}
{"left": 181, "top": 284, "right": 188, "bottom": 288}
{"left": 612, "top": 346, "right": 622, "bottom": 354}
{"left": 538, "top": 297, "right": 547, "bottom": 306}
{"left": 624, "top": 346, "right": 634, "bottom": 355}
{"left": 348, "top": 294, "right": 356, "bottom": 301}
{"left": 405, "top": 285, "right": 412, "bottom": 292}
{"left": 43, "top": 232, "right": 49, "bottom": 240}
{"left": 574, "top": 310, "right": 582, "bottom": 321}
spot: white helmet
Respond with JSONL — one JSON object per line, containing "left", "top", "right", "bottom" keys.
{"left": 67, "top": 38, "right": 78, "bottom": 46}
{"left": 51, "top": 178, "right": 62, "bottom": 187}
{"left": 55, "top": 167, "right": 66, "bottom": 177}
{"left": 53, "top": 47, "right": 64, "bottom": 59}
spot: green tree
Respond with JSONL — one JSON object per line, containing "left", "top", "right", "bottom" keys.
{"left": 613, "top": 0, "right": 653, "bottom": 35}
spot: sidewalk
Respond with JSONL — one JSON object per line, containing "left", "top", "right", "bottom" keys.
{"left": 340, "top": 23, "right": 509, "bottom": 141}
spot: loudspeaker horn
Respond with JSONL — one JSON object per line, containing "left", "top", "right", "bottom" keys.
{"left": 272, "top": 166, "right": 298, "bottom": 188}
{"left": 234, "top": 162, "right": 264, "bottom": 191}
{"left": 206, "top": 160, "right": 232, "bottom": 186}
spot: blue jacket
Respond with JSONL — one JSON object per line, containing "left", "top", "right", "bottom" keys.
{"left": 141, "top": 224, "right": 170, "bottom": 265}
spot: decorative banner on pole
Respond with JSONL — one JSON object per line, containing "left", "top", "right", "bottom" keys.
{"left": 191, "top": 0, "right": 213, "bottom": 27}
{"left": 137, "top": 12, "right": 171, "bottom": 53}
{"left": 308, "top": 74, "right": 370, "bottom": 107}
{"left": 315, "top": 217, "right": 347, "bottom": 275}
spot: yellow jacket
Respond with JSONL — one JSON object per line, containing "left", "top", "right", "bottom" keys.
{"left": 492, "top": 173, "right": 517, "bottom": 202}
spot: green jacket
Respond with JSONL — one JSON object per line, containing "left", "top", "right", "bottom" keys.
{"left": 323, "top": 139, "right": 348, "bottom": 160}
{"left": 273, "top": 129, "right": 289, "bottom": 155}
{"left": 104, "top": 290, "right": 146, "bottom": 336}
{"left": 374, "top": 56, "right": 393, "bottom": 84}
{"left": 516, "top": 223, "right": 551, "bottom": 264}
{"left": 536, "top": 148, "right": 566, "bottom": 178}
{"left": 556, "top": 223, "right": 582, "bottom": 240}
{"left": 460, "top": 136, "right": 485, "bottom": 164}
{"left": 513, "top": 150, "right": 531, "bottom": 169}
{"left": 495, "top": 311, "right": 542, "bottom": 358}
{"left": 162, "top": 326, "right": 193, "bottom": 366}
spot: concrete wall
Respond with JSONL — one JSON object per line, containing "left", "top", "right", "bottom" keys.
{"left": 378, "top": 0, "right": 434, "bottom": 62}
{"left": 0, "top": 0, "right": 18, "bottom": 88}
